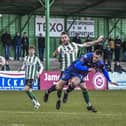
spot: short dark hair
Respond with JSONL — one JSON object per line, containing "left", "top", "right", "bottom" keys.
{"left": 61, "top": 32, "right": 69, "bottom": 36}
{"left": 94, "top": 49, "right": 103, "bottom": 56}
{"left": 23, "top": 32, "right": 27, "bottom": 34}
{"left": 29, "top": 46, "right": 35, "bottom": 49}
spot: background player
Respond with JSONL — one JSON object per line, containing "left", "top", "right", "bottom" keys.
{"left": 20, "top": 46, "right": 43, "bottom": 109}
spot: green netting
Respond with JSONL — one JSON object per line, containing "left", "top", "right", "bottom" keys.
{"left": 10, "top": 15, "right": 16, "bottom": 36}
{"left": 2, "top": 14, "right": 9, "bottom": 32}
{"left": 21, "top": 15, "right": 28, "bottom": 34}
{"left": 98, "top": 18, "right": 105, "bottom": 36}
{"left": 28, "top": 16, "right": 35, "bottom": 46}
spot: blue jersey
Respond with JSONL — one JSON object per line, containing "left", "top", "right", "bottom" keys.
{"left": 61, "top": 52, "right": 111, "bottom": 82}
{"left": 75, "top": 52, "right": 105, "bottom": 72}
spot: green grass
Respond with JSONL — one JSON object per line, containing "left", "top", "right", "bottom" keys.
{"left": 0, "top": 90, "right": 126, "bottom": 126}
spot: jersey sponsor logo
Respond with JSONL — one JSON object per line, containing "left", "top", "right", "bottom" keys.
{"left": 63, "top": 49, "right": 76, "bottom": 54}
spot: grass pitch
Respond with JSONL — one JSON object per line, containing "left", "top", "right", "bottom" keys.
{"left": 0, "top": 90, "right": 126, "bottom": 126}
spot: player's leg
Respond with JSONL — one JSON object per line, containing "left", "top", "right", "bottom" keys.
{"left": 43, "top": 85, "right": 56, "bottom": 103}
{"left": 63, "top": 84, "right": 75, "bottom": 103}
{"left": 43, "top": 79, "right": 67, "bottom": 103}
{"left": 80, "top": 83, "right": 97, "bottom": 112}
{"left": 56, "top": 71, "right": 73, "bottom": 109}
{"left": 25, "top": 79, "right": 40, "bottom": 109}
{"left": 56, "top": 88, "right": 62, "bottom": 110}
{"left": 63, "top": 77, "right": 81, "bottom": 103}
{"left": 54, "top": 80, "right": 68, "bottom": 109}
{"left": 43, "top": 71, "right": 64, "bottom": 102}
{"left": 55, "top": 71, "right": 74, "bottom": 109}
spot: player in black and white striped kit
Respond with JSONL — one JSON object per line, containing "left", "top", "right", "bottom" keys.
{"left": 20, "top": 46, "right": 43, "bottom": 109}
{"left": 44, "top": 32, "right": 104, "bottom": 110}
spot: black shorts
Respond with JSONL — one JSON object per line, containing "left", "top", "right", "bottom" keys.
{"left": 25, "top": 79, "right": 34, "bottom": 88}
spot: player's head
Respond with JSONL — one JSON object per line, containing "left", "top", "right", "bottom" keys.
{"left": 93, "top": 49, "right": 103, "bottom": 63}
{"left": 28, "top": 46, "right": 35, "bottom": 56}
{"left": 60, "top": 32, "right": 70, "bottom": 45}
{"left": 16, "top": 32, "right": 20, "bottom": 36}
{"left": 23, "top": 32, "right": 27, "bottom": 37}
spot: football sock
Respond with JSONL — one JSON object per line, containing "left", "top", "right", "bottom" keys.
{"left": 30, "top": 91, "right": 38, "bottom": 101}
{"left": 26, "top": 90, "right": 38, "bottom": 101}
{"left": 82, "top": 89, "right": 91, "bottom": 106}
{"left": 26, "top": 90, "right": 32, "bottom": 100}
{"left": 66, "top": 85, "right": 74, "bottom": 93}
{"left": 48, "top": 85, "right": 56, "bottom": 94}
{"left": 57, "top": 90, "right": 62, "bottom": 100}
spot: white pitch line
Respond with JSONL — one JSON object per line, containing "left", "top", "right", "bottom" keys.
{"left": 0, "top": 110, "right": 125, "bottom": 117}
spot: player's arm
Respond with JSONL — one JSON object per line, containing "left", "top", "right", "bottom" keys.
{"left": 53, "top": 48, "right": 59, "bottom": 57}
{"left": 102, "top": 67, "right": 118, "bottom": 86}
{"left": 20, "top": 64, "right": 25, "bottom": 71}
{"left": 18, "top": 62, "right": 25, "bottom": 72}
{"left": 102, "top": 68, "right": 111, "bottom": 82}
{"left": 74, "top": 60, "right": 89, "bottom": 71}
{"left": 82, "top": 35, "right": 104, "bottom": 47}
{"left": 19, "top": 57, "right": 26, "bottom": 71}
{"left": 18, "top": 64, "right": 25, "bottom": 72}
{"left": 37, "top": 58, "right": 44, "bottom": 75}
{"left": 53, "top": 44, "right": 62, "bottom": 57}
{"left": 18, "top": 56, "right": 27, "bottom": 71}
{"left": 74, "top": 56, "right": 95, "bottom": 72}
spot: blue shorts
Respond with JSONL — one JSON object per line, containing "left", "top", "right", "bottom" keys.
{"left": 61, "top": 69, "right": 86, "bottom": 82}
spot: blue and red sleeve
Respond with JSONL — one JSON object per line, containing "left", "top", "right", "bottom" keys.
{"left": 99, "top": 61, "right": 112, "bottom": 82}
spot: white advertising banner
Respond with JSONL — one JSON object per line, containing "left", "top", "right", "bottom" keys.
{"left": 67, "top": 20, "right": 95, "bottom": 37}
{"left": 108, "top": 72, "right": 126, "bottom": 90}
{"left": 0, "top": 71, "right": 38, "bottom": 90}
{"left": 35, "top": 16, "right": 64, "bottom": 37}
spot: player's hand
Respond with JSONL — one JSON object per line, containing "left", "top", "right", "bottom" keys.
{"left": 53, "top": 49, "right": 59, "bottom": 57}
{"left": 36, "top": 72, "right": 40, "bottom": 78}
{"left": 110, "top": 82, "right": 118, "bottom": 86}
{"left": 97, "top": 35, "right": 104, "bottom": 42}
{"left": 89, "top": 68, "right": 96, "bottom": 73}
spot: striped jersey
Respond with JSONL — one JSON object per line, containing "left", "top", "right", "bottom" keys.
{"left": 22, "top": 55, "right": 43, "bottom": 79}
{"left": 57, "top": 42, "right": 83, "bottom": 71}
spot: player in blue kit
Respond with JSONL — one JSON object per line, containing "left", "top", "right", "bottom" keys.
{"left": 44, "top": 49, "right": 117, "bottom": 112}
{"left": 61, "top": 49, "right": 117, "bottom": 111}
